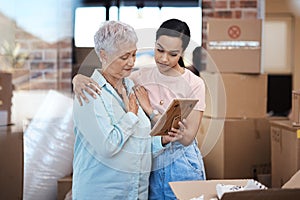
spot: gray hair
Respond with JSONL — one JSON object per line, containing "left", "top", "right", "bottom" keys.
{"left": 94, "top": 21, "right": 138, "bottom": 60}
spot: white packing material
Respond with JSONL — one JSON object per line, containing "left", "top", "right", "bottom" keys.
{"left": 216, "top": 179, "right": 268, "bottom": 199}
{"left": 189, "top": 195, "right": 204, "bottom": 200}
{"left": 23, "top": 90, "right": 74, "bottom": 200}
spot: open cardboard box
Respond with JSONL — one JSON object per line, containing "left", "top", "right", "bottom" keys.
{"left": 169, "top": 170, "right": 300, "bottom": 200}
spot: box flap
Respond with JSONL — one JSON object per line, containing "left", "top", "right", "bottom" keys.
{"left": 270, "top": 120, "right": 299, "bottom": 132}
{"left": 282, "top": 170, "right": 300, "bottom": 189}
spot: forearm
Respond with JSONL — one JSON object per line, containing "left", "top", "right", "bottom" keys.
{"left": 178, "top": 111, "right": 203, "bottom": 146}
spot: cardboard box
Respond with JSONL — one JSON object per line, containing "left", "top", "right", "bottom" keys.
{"left": 169, "top": 179, "right": 300, "bottom": 200}
{"left": 206, "top": 18, "right": 262, "bottom": 74}
{"left": 170, "top": 170, "right": 300, "bottom": 200}
{"left": 57, "top": 175, "right": 72, "bottom": 200}
{"left": 197, "top": 117, "right": 271, "bottom": 180}
{"left": 292, "top": 90, "right": 300, "bottom": 126}
{"left": 270, "top": 120, "right": 300, "bottom": 188}
{"left": 201, "top": 71, "right": 267, "bottom": 119}
{"left": 0, "top": 72, "right": 13, "bottom": 125}
{"left": 0, "top": 125, "right": 23, "bottom": 200}
{"left": 220, "top": 189, "right": 300, "bottom": 200}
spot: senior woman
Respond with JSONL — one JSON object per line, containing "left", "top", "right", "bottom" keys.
{"left": 73, "top": 19, "right": 207, "bottom": 200}
{"left": 72, "top": 21, "right": 165, "bottom": 200}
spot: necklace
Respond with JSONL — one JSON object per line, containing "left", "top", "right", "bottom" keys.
{"left": 156, "top": 66, "right": 184, "bottom": 106}
{"left": 115, "top": 79, "right": 127, "bottom": 98}
{"left": 156, "top": 72, "right": 165, "bottom": 106}
{"left": 157, "top": 83, "right": 164, "bottom": 105}
{"left": 101, "top": 71, "right": 127, "bottom": 98}
{"left": 160, "top": 100, "right": 164, "bottom": 105}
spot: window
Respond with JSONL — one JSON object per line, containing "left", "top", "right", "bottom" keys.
{"left": 74, "top": 6, "right": 202, "bottom": 47}
{"left": 263, "top": 15, "right": 293, "bottom": 74}
{"left": 74, "top": 7, "right": 106, "bottom": 47}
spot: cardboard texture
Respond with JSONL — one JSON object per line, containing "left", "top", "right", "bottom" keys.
{"left": 201, "top": 72, "right": 267, "bottom": 118}
{"left": 197, "top": 117, "right": 271, "bottom": 180}
{"left": 0, "top": 72, "right": 13, "bottom": 125}
{"left": 292, "top": 90, "right": 300, "bottom": 126}
{"left": 206, "top": 18, "right": 262, "bottom": 74}
{"left": 0, "top": 125, "right": 23, "bottom": 200}
{"left": 270, "top": 120, "right": 300, "bottom": 188}
{"left": 57, "top": 175, "right": 72, "bottom": 200}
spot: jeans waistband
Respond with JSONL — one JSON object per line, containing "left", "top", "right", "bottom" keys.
{"left": 151, "top": 139, "right": 199, "bottom": 171}
{"left": 168, "top": 139, "right": 197, "bottom": 150}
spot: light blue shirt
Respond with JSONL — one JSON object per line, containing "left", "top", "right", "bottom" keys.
{"left": 72, "top": 69, "right": 163, "bottom": 200}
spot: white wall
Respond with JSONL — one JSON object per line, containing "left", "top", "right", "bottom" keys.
{"left": 11, "top": 90, "right": 72, "bottom": 128}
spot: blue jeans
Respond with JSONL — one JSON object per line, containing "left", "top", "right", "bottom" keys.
{"left": 149, "top": 140, "right": 206, "bottom": 200}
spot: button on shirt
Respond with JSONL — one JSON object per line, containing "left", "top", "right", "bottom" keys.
{"left": 72, "top": 69, "right": 163, "bottom": 200}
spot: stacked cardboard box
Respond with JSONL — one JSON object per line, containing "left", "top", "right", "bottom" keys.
{"left": 198, "top": 117, "right": 271, "bottom": 180}
{"left": 202, "top": 72, "right": 267, "bottom": 118}
{"left": 205, "top": 18, "right": 262, "bottom": 74}
{"left": 0, "top": 72, "right": 13, "bottom": 125}
{"left": 0, "top": 125, "right": 23, "bottom": 200}
{"left": 198, "top": 18, "right": 272, "bottom": 182}
{"left": 270, "top": 120, "right": 300, "bottom": 188}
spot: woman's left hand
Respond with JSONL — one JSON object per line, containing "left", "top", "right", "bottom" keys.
{"left": 72, "top": 74, "right": 101, "bottom": 106}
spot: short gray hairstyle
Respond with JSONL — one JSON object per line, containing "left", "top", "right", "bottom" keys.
{"left": 94, "top": 21, "right": 138, "bottom": 60}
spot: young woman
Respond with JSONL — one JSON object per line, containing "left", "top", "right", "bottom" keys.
{"left": 73, "top": 19, "right": 206, "bottom": 199}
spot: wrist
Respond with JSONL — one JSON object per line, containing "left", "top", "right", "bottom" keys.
{"left": 161, "top": 136, "right": 170, "bottom": 147}
{"left": 149, "top": 109, "right": 159, "bottom": 120}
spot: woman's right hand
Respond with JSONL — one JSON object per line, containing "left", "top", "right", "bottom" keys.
{"left": 126, "top": 93, "right": 138, "bottom": 115}
{"left": 133, "top": 85, "right": 152, "bottom": 115}
{"left": 72, "top": 74, "right": 101, "bottom": 106}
